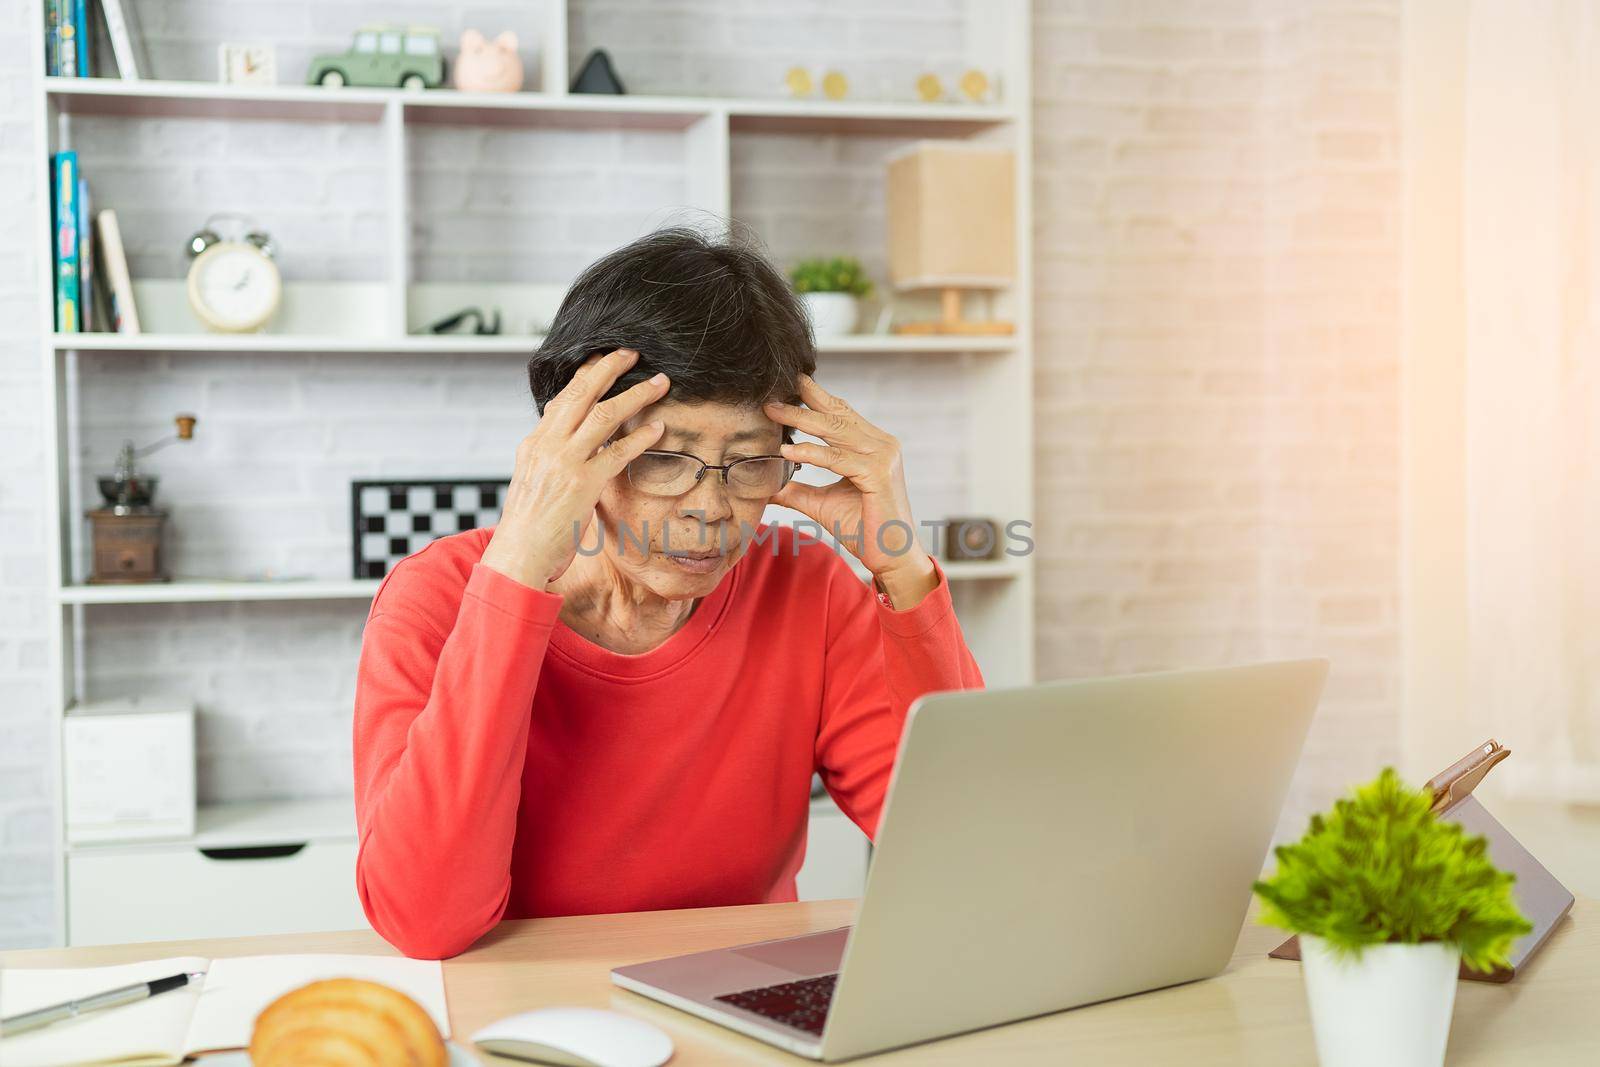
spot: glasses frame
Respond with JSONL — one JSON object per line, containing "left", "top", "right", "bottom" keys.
{"left": 625, "top": 449, "right": 801, "bottom": 499}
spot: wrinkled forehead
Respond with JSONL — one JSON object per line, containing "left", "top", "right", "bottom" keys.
{"left": 623, "top": 398, "right": 785, "bottom": 449}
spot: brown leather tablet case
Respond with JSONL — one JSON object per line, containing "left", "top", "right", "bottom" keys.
{"left": 1267, "top": 740, "right": 1574, "bottom": 982}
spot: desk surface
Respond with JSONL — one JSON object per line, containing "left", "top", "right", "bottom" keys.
{"left": 3, "top": 897, "right": 1595, "bottom": 1065}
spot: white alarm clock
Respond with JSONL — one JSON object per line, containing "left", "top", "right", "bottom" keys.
{"left": 185, "top": 215, "right": 281, "bottom": 333}
{"left": 218, "top": 42, "right": 278, "bottom": 86}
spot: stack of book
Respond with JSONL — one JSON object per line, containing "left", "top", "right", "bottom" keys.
{"left": 45, "top": 0, "right": 148, "bottom": 333}
{"left": 50, "top": 151, "right": 139, "bottom": 335}
{"left": 44, "top": 0, "right": 149, "bottom": 79}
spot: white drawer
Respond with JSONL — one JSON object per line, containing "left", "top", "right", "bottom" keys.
{"left": 68, "top": 838, "right": 366, "bottom": 946}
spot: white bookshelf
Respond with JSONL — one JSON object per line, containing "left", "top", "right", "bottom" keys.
{"left": 57, "top": 556, "right": 1026, "bottom": 606}
{"left": 51, "top": 331, "right": 1016, "bottom": 356}
{"left": 58, "top": 578, "right": 384, "bottom": 605}
{"left": 65, "top": 796, "right": 359, "bottom": 856}
{"left": 60, "top": 791, "right": 855, "bottom": 857}
{"left": 33, "top": 1, "right": 1034, "bottom": 946}
{"left": 44, "top": 75, "right": 1016, "bottom": 132}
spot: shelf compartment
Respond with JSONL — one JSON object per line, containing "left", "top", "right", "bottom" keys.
{"left": 59, "top": 792, "right": 860, "bottom": 856}
{"left": 53, "top": 332, "right": 1011, "bottom": 356}
{"left": 64, "top": 795, "right": 357, "bottom": 854}
{"left": 53, "top": 333, "right": 544, "bottom": 355}
{"left": 728, "top": 98, "right": 1015, "bottom": 136}
{"left": 58, "top": 557, "right": 1023, "bottom": 605}
{"left": 46, "top": 76, "right": 392, "bottom": 122}
{"left": 46, "top": 77, "right": 1015, "bottom": 134}
{"left": 814, "top": 335, "right": 1014, "bottom": 354}
{"left": 402, "top": 91, "right": 713, "bottom": 131}
{"left": 841, "top": 557, "right": 1027, "bottom": 583}
{"left": 938, "top": 557, "right": 1028, "bottom": 580}
{"left": 60, "top": 579, "right": 382, "bottom": 605}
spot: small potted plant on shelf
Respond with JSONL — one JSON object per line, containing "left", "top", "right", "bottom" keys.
{"left": 1254, "top": 767, "right": 1532, "bottom": 1067}
{"left": 789, "top": 256, "right": 874, "bottom": 337}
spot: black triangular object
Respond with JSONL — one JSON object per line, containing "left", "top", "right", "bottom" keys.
{"left": 570, "top": 48, "right": 626, "bottom": 94}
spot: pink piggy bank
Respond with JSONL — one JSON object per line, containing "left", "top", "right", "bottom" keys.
{"left": 453, "top": 29, "right": 524, "bottom": 93}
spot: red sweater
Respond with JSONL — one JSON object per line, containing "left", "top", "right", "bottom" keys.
{"left": 351, "top": 524, "right": 983, "bottom": 959}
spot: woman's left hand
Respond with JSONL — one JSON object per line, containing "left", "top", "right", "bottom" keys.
{"left": 763, "top": 374, "right": 938, "bottom": 608}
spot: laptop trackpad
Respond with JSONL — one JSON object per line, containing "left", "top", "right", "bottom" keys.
{"left": 730, "top": 927, "right": 850, "bottom": 976}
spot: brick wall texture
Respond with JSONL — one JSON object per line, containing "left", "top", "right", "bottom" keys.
{"left": 1031, "top": 0, "right": 1401, "bottom": 839}
{"left": 0, "top": 0, "right": 1401, "bottom": 947}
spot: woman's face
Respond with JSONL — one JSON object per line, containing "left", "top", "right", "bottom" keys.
{"left": 596, "top": 399, "right": 785, "bottom": 600}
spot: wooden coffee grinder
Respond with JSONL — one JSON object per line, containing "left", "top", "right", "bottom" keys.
{"left": 86, "top": 414, "right": 197, "bottom": 584}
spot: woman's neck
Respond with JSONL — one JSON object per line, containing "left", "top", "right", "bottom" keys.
{"left": 548, "top": 549, "right": 698, "bottom": 655}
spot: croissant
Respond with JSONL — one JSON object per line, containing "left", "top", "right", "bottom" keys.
{"left": 248, "top": 977, "right": 448, "bottom": 1067}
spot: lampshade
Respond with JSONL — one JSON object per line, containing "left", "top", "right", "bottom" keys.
{"left": 886, "top": 141, "right": 1016, "bottom": 292}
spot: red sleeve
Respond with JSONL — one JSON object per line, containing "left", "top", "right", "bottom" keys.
{"left": 813, "top": 556, "right": 984, "bottom": 839}
{"left": 352, "top": 559, "right": 563, "bottom": 959}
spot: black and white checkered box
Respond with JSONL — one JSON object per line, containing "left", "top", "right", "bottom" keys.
{"left": 350, "top": 478, "right": 510, "bottom": 579}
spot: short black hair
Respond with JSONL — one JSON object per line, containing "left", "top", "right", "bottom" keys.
{"left": 527, "top": 225, "right": 817, "bottom": 426}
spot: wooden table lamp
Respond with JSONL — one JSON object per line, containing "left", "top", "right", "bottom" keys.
{"left": 885, "top": 141, "right": 1016, "bottom": 335}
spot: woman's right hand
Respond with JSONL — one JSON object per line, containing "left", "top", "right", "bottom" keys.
{"left": 480, "top": 348, "right": 669, "bottom": 590}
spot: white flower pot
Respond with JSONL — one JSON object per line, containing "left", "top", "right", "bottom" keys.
{"left": 1299, "top": 934, "right": 1461, "bottom": 1067}
{"left": 800, "top": 292, "right": 859, "bottom": 337}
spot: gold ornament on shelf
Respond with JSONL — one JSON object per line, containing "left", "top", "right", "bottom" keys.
{"left": 915, "top": 69, "right": 997, "bottom": 105}
{"left": 821, "top": 70, "right": 849, "bottom": 100}
{"left": 784, "top": 66, "right": 813, "bottom": 97}
{"left": 959, "top": 69, "right": 991, "bottom": 102}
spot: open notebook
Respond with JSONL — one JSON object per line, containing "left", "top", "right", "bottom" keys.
{"left": 0, "top": 954, "right": 449, "bottom": 1067}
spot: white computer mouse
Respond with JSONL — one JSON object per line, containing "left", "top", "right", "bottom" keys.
{"left": 470, "top": 1006, "right": 674, "bottom": 1067}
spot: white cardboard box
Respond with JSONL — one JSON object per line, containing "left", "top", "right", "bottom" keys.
{"left": 64, "top": 698, "right": 197, "bottom": 844}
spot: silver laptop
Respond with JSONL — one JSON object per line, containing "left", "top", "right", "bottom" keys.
{"left": 611, "top": 658, "right": 1328, "bottom": 1061}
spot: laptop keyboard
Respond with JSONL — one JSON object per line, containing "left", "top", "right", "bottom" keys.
{"left": 713, "top": 972, "right": 838, "bottom": 1036}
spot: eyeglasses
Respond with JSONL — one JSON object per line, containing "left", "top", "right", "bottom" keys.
{"left": 624, "top": 449, "right": 800, "bottom": 499}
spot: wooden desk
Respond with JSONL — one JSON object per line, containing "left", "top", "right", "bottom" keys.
{"left": 3, "top": 898, "right": 1595, "bottom": 1064}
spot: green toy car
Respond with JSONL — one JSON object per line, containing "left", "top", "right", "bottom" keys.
{"left": 306, "top": 25, "right": 444, "bottom": 90}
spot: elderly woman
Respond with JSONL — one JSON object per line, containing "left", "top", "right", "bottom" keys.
{"left": 352, "top": 227, "right": 983, "bottom": 960}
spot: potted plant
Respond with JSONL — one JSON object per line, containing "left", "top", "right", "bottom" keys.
{"left": 1254, "top": 768, "right": 1532, "bottom": 1067}
{"left": 790, "top": 256, "right": 873, "bottom": 337}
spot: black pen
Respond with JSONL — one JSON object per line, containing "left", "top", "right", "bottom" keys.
{"left": 1, "top": 970, "right": 206, "bottom": 1037}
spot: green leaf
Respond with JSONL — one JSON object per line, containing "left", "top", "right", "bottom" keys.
{"left": 789, "top": 255, "right": 874, "bottom": 297}
{"left": 1253, "top": 767, "right": 1532, "bottom": 971}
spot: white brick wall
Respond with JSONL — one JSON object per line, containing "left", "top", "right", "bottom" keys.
{"left": 1031, "top": 0, "right": 1401, "bottom": 841}
{"left": 104, "top": 1, "right": 561, "bottom": 88}
{"left": 569, "top": 0, "right": 970, "bottom": 101}
{"left": 1, "top": 0, "right": 54, "bottom": 949}
{"left": 0, "top": 0, "right": 1402, "bottom": 949}
{"left": 72, "top": 115, "right": 389, "bottom": 283}
{"left": 408, "top": 123, "right": 692, "bottom": 284}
